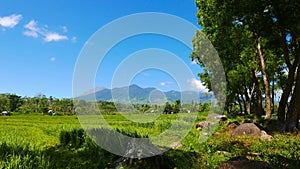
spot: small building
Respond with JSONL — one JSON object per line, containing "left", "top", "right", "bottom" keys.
{"left": 48, "top": 110, "right": 55, "bottom": 116}
{"left": 1, "top": 111, "right": 9, "bottom": 116}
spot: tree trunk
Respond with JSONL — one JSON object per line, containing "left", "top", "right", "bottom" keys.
{"left": 278, "top": 66, "right": 295, "bottom": 122}
{"left": 248, "top": 84, "right": 256, "bottom": 115}
{"left": 252, "top": 70, "right": 264, "bottom": 119}
{"left": 283, "top": 66, "right": 300, "bottom": 132}
{"left": 237, "top": 94, "right": 243, "bottom": 114}
{"left": 243, "top": 81, "right": 251, "bottom": 114}
{"left": 240, "top": 93, "right": 247, "bottom": 114}
{"left": 278, "top": 30, "right": 299, "bottom": 123}
{"left": 272, "top": 78, "right": 275, "bottom": 114}
{"left": 257, "top": 37, "right": 272, "bottom": 120}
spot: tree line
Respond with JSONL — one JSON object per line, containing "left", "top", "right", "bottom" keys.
{"left": 0, "top": 93, "right": 74, "bottom": 115}
{"left": 0, "top": 93, "right": 211, "bottom": 116}
{"left": 192, "top": 0, "right": 300, "bottom": 131}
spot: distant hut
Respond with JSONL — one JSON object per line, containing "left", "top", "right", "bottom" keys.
{"left": 1, "top": 111, "right": 9, "bottom": 116}
{"left": 48, "top": 110, "right": 55, "bottom": 116}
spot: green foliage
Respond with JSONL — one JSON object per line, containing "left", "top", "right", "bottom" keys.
{"left": 0, "top": 93, "right": 74, "bottom": 115}
{"left": 137, "top": 104, "right": 151, "bottom": 113}
{"left": 0, "top": 94, "right": 23, "bottom": 113}
{"left": 198, "top": 103, "right": 210, "bottom": 112}
{"left": 98, "top": 101, "right": 117, "bottom": 114}
{"left": 163, "top": 100, "right": 181, "bottom": 114}
{"left": 194, "top": 0, "right": 300, "bottom": 129}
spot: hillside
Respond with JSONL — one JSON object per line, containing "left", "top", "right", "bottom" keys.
{"left": 78, "top": 84, "right": 213, "bottom": 104}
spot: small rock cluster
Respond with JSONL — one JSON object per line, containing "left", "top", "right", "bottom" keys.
{"left": 170, "top": 141, "right": 183, "bottom": 149}
{"left": 230, "top": 123, "right": 273, "bottom": 141}
{"left": 196, "top": 115, "right": 273, "bottom": 141}
{"left": 196, "top": 114, "right": 227, "bottom": 131}
{"left": 196, "top": 121, "right": 211, "bottom": 130}
{"left": 195, "top": 116, "right": 275, "bottom": 168}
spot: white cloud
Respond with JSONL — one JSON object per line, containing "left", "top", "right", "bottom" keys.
{"left": 160, "top": 81, "right": 173, "bottom": 87}
{"left": 160, "top": 82, "right": 166, "bottom": 86}
{"left": 50, "top": 57, "right": 56, "bottom": 62}
{"left": 24, "top": 20, "right": 39, "bottom": 32}
{"left": 23, "top": 20, "right": 40, "bottom": 38}
{"left": 23, "top": 20, "right": 68, "bottom": 42}
{"left": 44, "top": 32, "right": 68, "bottom": 42}
{"left": 62, "top": 26, "right": 68, "bottom": 33}
{"left": 71, "top": 36, "right": 77, "bottom": 43}
{"left": 187, "top": 78, "right": 208, "bottom": 92}
{"left": 23, "top": 30, "right": 38, "bottom": 38}
{"left": 0, "top": 14, "right": 22, "bottom": 28}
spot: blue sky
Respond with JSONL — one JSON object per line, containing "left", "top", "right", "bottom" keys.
{"left": 0, "top": 0, "right": 205, "bottom": 98}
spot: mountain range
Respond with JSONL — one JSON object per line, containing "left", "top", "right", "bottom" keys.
{"left": 78, "top": 84, "right": 213, "bottom": 104}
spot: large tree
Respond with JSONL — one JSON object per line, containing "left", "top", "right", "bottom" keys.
{"left": 193, "top": 0, "right": 300, "bottom": 131}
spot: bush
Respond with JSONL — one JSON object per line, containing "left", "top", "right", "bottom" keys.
{"left": 198, "top": 103, "right": 210, "bottom": 112}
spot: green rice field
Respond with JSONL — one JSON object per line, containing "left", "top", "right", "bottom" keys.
{"left": 0, "top": 113, "right": 299, "bottom": 168}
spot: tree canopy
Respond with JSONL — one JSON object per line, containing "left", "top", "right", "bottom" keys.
{"left": 192, "top": 0, "right": 300, "bottom": 131}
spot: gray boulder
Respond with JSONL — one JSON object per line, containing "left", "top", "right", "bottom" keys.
{"left": 260, "top": 130, "right": 273, "bottom": 142}
{"left": 231, "top": 123, "right": 261, "bottom": 137}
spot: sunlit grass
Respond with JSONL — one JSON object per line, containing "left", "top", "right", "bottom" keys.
{"left": 1, "top": 112, "right": 299, "bottom": 168}
{"left": 0, "top": 115, "right": 81, "bottom": 149}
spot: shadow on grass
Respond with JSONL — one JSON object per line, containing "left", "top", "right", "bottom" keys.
{"left": 265, "top": 154, "right": 300, "bottom": 169}
{"left": 0, "top": 129, "right": 198, "bottom": 169}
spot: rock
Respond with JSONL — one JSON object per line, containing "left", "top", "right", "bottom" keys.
{"left": 170, "top": 142, "right": 182, "bottom": 149}
{"left": 216, "top": 150, "right": 230, "bottom": 155}
{"left": 196, "top": 127, "right": 202, "bottom": 131}
{"left": 196, "top": 121, "right": 210, "bottom": 130}
{"left": 202, "top": 132, "right": 209, "bottom": 136}
{"left": 226, "top": 122, "right": 239, "bottom": 131}
{"left": 260, "top": 130, "right": 273, "bottom": 142}
{"left": 241, "top": 119, "right": 263, "bottom": 129}
{"left": 231, "top": 123, "right": 261, "bottom": 137}
{"left": 231, "top": 123, "right": 273, "bottom": 141}
{"left": 219, "top": 156, "right": 275, "bottom": 169}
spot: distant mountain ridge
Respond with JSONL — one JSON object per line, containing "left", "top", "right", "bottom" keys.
{"left": 78, "top": 84, "right": 213, "bottom": 104}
